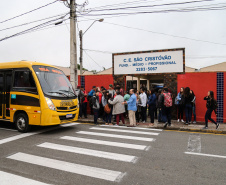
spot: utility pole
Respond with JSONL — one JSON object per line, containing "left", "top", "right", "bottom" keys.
{"left": 70, "top": 0, "right": 77, "bottom": 89}
{"left": 79, "top": 30, "right": 83, "bottom": 76}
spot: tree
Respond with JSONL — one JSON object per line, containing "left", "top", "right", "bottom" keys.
{"left": 77, "top": 64, "right": 88, "bottom": 71}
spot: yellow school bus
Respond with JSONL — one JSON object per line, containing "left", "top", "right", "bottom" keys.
{"left": 0, "top": 61, "right": 79, "bottom": 132}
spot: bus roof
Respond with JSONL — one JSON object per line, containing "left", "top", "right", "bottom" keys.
{"left": 0, "top": 61, "right": 60, "bottom": 70}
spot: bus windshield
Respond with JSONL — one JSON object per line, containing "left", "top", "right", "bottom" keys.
{"left": 33, "top": 65, "right": 76, "bottom": 98}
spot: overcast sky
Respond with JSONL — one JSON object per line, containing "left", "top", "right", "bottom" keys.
{"left": 0, "top": 0, "right": 226, "bottom": 71}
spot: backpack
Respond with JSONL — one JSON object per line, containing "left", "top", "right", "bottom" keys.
{"left": 104, "top": 104, "right": 111, "bottom": 114}
{"left": 163, "top": 93, "right": 172, "bottom": 107}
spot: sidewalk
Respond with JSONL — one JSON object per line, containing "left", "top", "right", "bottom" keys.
{"left": 77, "top": 115, "right": 226, "bottom": 135}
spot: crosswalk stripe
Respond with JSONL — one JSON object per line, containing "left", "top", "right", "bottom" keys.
{"left": 100, "top": 125, "right": 163, "bottom": 131}
{"left": 90, "top": 127, "right": 159, "bottom": 136}
{"left": 61, "top": 123, "right": 80, "bottom": 127}
{"left": 38, "top": 142, "right": 137, "bottom": 163}
{"left": 0, "top": 133, "right": 36, "bottom": 145}
{"left": 0, "top": 170, "right": 49, "bottom": 185}
{"left": 7, "top": 152, "right": 124, "bottom": 182}
{"left": 77, "top": 131, "right": 155, "bottom": 142}
{"left": 0, "top": 123, "right": 80, "bottom": 145}
{"left": 61, "top": 136, "right": 149, "bottom": 150}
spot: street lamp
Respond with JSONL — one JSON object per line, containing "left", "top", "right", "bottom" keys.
{"left": 79, "top": 19, "right": 104, "bottom": 78}
{"left": 83, "top": 19, "right": 104, "bottom": 35}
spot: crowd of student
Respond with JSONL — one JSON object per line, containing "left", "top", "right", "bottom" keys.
{"left": 77, "top": 84, "right": 220, "bottom": 129}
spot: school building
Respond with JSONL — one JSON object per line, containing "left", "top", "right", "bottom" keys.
{"left": 58, "top": 62, "right": 226, "bottom": 123}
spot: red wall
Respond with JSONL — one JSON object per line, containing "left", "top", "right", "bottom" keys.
{"left": 79, "top": 74, "right": 114, "bottom": 114}
{"left": 83, "top": 75, "right": 114, "bottom": 92}
{"left": 177, "top": 72, "right": 217, "bottom": 122}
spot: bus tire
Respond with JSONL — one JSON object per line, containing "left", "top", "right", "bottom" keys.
{"left": 15, "top": 113, "right": 30, "bottom": 133}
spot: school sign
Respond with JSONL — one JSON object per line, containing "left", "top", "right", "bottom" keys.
{"left": 113, "top": 48, "right": 185, "bottom": 75}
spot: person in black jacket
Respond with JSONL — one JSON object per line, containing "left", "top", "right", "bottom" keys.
{"left": 204, "top": 91, "right": 219, "bottom": 129}
{"left": 91, "top": 91, "right": 100, "bottom": 124}
{"left": 184, "top": 87, "right": 193, "bottom": 125}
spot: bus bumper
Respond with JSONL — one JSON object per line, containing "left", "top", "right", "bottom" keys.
{"left": 40, "top": 108, "right": 79, "bottom": 126}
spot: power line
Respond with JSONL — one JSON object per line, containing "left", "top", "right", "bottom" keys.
{"left": 84, "top": 48, "right": 112, "bottom": 54}
{"left": 102, "top": 21, "right": 226, "bottom": 46}
{"left": 21, "top": 19, "right": 70, "bottom": 35}
{"left": 0, "top": 12, "right": 69, "bottom": 32}
{"left": 78, "top": 16, "right": 226, "bottom": 46}
{"left": 77, "top": 1, "right": 226, "bottom": 21}
{"left": 78, "top": 0, "right": 226, "bottom": 18}
{"left": 0, "top": 16, "right": 68, "bottom": 42}
{"left": 85, "top": 0, "right": 215, "bottom": 12}
{"left": 0, "top": 0, "right": 58, "bottom": 24}
{"left": 84, "top": 50, "right": 103, "bottom": 69}
{"left": 79, "top": 6, "right": 226, "bottom": 18}
{"left": 87, "top": 0, "right": 162, "bottom": 10}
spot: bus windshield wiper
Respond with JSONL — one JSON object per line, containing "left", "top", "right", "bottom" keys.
{"left": 59, "top": 90, "right": 76, "bottom": 97}
{"left": 48, "top": 91, "right": 69, "bottom": 97}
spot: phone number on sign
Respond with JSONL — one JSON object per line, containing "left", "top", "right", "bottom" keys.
{"left": 136, "top": 67, "right": 157, "bottom": 71}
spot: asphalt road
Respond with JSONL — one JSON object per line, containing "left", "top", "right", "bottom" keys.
{"left": 0, "top": 122, "right": 226, "bottom": 185}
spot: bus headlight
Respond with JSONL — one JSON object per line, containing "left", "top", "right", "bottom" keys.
{"left": 45, "top": 97, "right": 56, "bottom": 111}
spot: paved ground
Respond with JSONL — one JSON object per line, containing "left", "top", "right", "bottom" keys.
{"left": 78, "top": 114, "right": 226, "bottom": 134}
{"left": 0, "top": 121, "right": 226, "bottom": 185}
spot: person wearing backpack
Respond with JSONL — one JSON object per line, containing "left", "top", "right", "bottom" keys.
{"left": 184, "top": 87, "right": 193, "bottom": 125}
{"left": 88, "top": 86, "right": 96, "bottom": 115}
{"left": 77, "top": 85, "right": 84, "bottom": 118}
{"left": 161, "top": 88, "right": 172, "bottom": 128}
{"left": 91, "top": 91, "right": 100, "bottom": 125}
{"left": 204, "top": 91, "right": 220, "bottom": 129}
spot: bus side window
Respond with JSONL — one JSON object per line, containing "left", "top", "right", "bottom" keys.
{"left": 13, "top": 71, "right": 37, "bottom": 93}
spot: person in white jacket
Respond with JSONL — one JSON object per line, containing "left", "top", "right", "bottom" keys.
{"left": 108, "top": 91, "right": 125, "bottom": 126}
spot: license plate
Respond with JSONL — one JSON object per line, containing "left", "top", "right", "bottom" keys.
{"left": 66, "top": 114, "right": 73, "bottom": 118}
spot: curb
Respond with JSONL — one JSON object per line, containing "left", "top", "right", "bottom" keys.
{"left": 77, "top": 119, "right": 226, "bottom": 135}
{"left": 154, "top": 126, "right": 226, "bottom": 135}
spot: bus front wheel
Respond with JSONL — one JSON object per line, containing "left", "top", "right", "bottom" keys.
{"left": 15, "top": 113, "right": 30, "bottom": 133}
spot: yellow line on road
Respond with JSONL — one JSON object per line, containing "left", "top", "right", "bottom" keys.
{"left": 164, "top": 130, "right": 226, "bottom": 136}
{"left": 77, "top": 122, "right": 95, "bottom": 125}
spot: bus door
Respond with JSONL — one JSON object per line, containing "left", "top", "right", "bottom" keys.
{"left": 0, "top": 71, "right": 12, "bottom": 120}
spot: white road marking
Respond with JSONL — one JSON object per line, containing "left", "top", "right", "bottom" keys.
{"left": 100, "top": 125, "right": 163, "bottom": 131}
{"left": 0, "top": 128, "right": 17, "bottom": 132}
{"left": 187, "top": 134, "right": 201, "bottom": 153}
{"left": 185, "top": 152, "right": 226, "bottom": 159}
{"left": 0, "top": 123, "right": 80, "bottom": 145}
{"left": 90, "top": 127, "right": 159, "bottom": 136}
{"left": 77, "top": 131, "right": 155, "bottom": 142}
{"left": 61, "top": 136, "right": 149, "bottom": 150}
{"left": 7, "top": 152, "right": 124, "bottom": 182}
{"left": 38, "top": 142, "right": 137, "bottom": 163}
{"left": 0, "top": 170, "right": 49, "bottom": 185}
{"left": 60, "top": 122, "right": 80, "bottom": 127}
{"left": 0, "top": 133, "right": 37, "bottom": 145}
